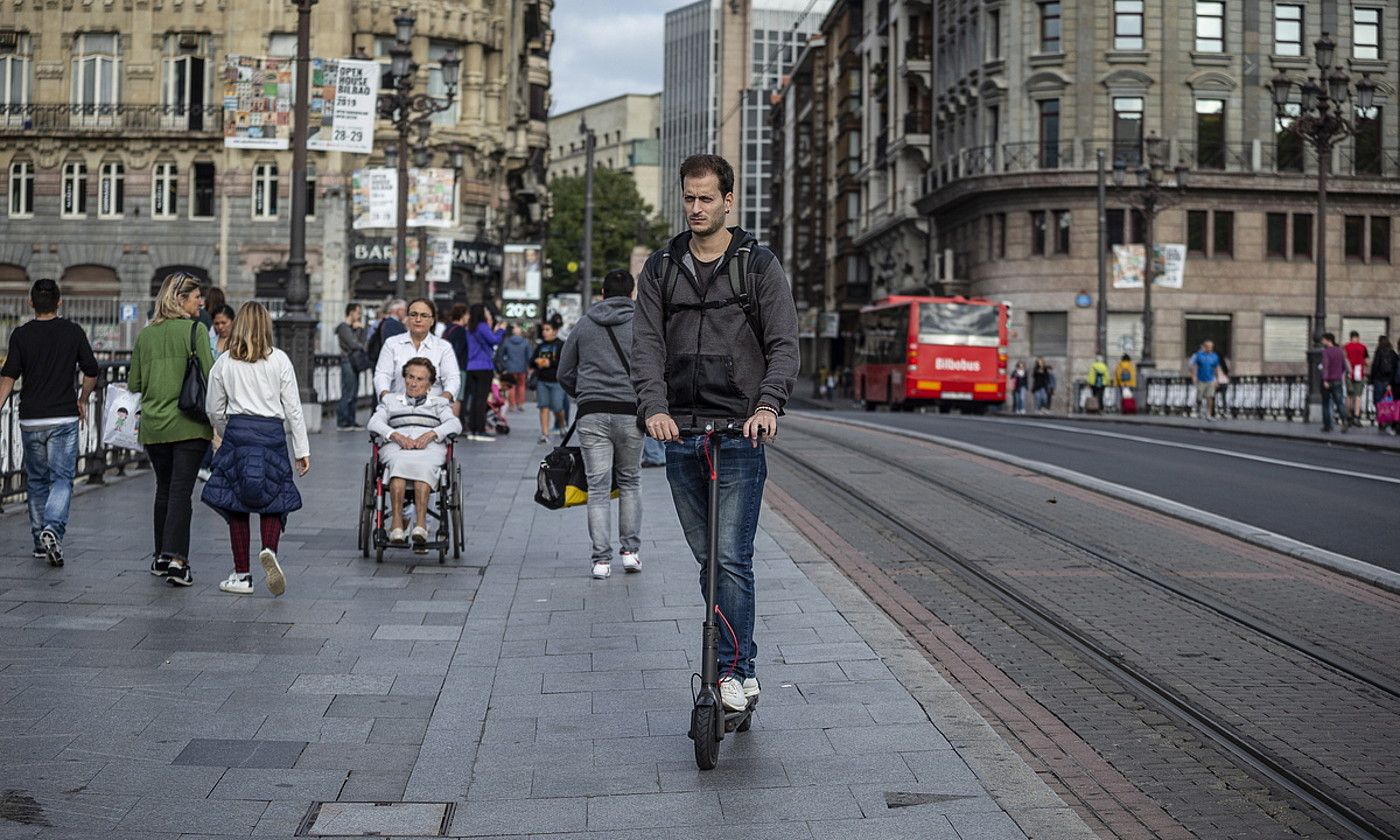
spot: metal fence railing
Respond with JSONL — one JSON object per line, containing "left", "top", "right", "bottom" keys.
{"left": 1072, "top": 375, "right": 1363, "bottom": 424}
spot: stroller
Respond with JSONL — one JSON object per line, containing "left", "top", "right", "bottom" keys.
{"left": 487, "top": 377, "right": 511, "bottom": 435}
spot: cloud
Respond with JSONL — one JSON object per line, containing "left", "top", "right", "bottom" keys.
{"left": 550, "top": 3, "right": 671, "bottom": 114}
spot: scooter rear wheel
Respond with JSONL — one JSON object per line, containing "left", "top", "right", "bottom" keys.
{"left": 692, "top": 704, "right": 720, "bottom": 770}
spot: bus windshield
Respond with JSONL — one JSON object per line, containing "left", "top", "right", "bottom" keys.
{"left": 918, "top": 303, "right": 999, "bottom": 347}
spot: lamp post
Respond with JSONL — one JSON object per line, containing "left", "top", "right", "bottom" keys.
{"left": 1095, "top": 149, "right": 1107, "bottom": 357}
{"left": 1270, "top": 32, "right": 1376, "bottom": 413}
{"left": 376, "top": 8, "right": 459, "bottom": 301}
{"left": 1112, "top": 132, "right": 1188, "bottom": 371}
{"left": 281, "top": 0, "right": 318, "bottom": 408}
{"left": 580, "top": 117, "right": 596, "bottom": 310}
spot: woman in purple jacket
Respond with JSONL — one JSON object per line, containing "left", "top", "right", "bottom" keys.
{"left": 460, "top": 304, "right": 504, "bottom": 442}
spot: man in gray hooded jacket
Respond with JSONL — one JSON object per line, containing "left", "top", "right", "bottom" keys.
{"left": 632, "top": 154, "right": 799, "bottom": 713}
{"left": 559, "top": 269, "right": 644, "bottom": 580}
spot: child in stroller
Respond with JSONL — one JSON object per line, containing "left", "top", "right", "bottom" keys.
{"left": 487, "top": 376, "right": 511, "bottom": 435}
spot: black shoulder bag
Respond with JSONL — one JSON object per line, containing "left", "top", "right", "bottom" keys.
{"left": 533, "top": 326, "right": 629, "bottom": 510}
{"left": 179, "top": 320, "right": 210, "bottom": 424}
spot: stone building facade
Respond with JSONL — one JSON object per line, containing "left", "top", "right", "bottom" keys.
{"left": 548, "top": 93, "right": 663, "bottom": 214}
{"left": 0, "top": 0, "right": 550, "bottom": 348}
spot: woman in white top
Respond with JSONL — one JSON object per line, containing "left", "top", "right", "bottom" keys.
{"left": 201, "top": 302, "right": 310, "bottom": 596}
{"left": 372, "top": 297, "right": 461, "bottom": 408}
{"left": 367, "top": 357, "right": 461, "bottom": 547}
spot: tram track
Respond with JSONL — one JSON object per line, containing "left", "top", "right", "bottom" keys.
{"left": 769, "top": 417, "right": 1399, "bottom": 840}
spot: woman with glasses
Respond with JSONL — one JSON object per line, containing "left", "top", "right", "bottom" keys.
{"left": 371, "top": 297, "right": 461, "bottom": 411}
{"left": 128, "top": 272, "right": 214, "bottom": 587}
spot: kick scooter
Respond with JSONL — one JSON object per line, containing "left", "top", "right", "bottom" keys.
{"left": 682, "top": 420, "right": 758, "bottom": 770}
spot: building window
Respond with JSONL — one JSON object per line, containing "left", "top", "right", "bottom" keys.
{"left": 253, "top": 162, "right": 278, "bottom": 218}
{"left": 1353, "top": 8, "right": 1381, "bottom": 60}
{"left": 99, "top": 161, "right": 124, "bottom": 217}
{"left": 991, "top": 212, "right": 1006, "bottom": 259}
{"left": 1266, "top": 212, "right": 1287, "bottom": 257}
{"left": 1039, "top": 2, "right": 1062, "bottom": 53}
{"left": 1263, "top": 315, "right": 1310, "bottom": 363}
{"left": 1213, "top": 210, "right": 1234, "bottom": 257}
{"left": 1113, "top": 0, "right": 1145, "bottom": 50}
{"left": 1029, "top": 311, "right": 1069, "bottom": 357}
{"left": 428, "top": 40, "right": 461, "bottom": 126}
{"left": 1038, "top": 99, "right": 1060, "bottom": 168}
{"left": 1372, "top": 217, "right": 1391, "bottom": 263}
{"left": 986, "top": 9, "right": 1001, "bottom": 60}
{"left": 1106, "top": 209, "right": 1125, "bottom": 250}
{"left": 267, "top": 33, "right": 296, "bottom": 57}
{"left": 1354, "top": 106, "right": 1382, "bottom": 175}
{"left": 1345, "top": 215, "right": 1366, "bottom": 260}
{"left": 8, "top": 160, "right": 34, "bottom": 216}
{"left": 152, "top": 162, "right": 178, "bottom": 218}
{"left": 1195, "top": 1, "right": 1224, "bottom": 52}
{"left": 0, "top": 32, "right": 32, "bottom": 124}
{"left": 1187, "top": 210, "right": 1208, "bottom": 255}
{"left": 1275, "top": 104, "right": 1304, "bottom": 172}
{"left": 1274, "top": 4, "right": 1304, "bottom": 56}
{"left": 186, "top": 162, "right": 213, "bottom": 218}
{"left": 1292, "top": 212, "right": 1313, "bottom": 259}
{"left": 1195, "top": 99, "right": 1225, "bottom": 169}
{"left": 162, "top": 33, "right": 209, "bottom": 131}
{"left": 62, "top": 161, "right": 88, "bottom": 217}
{"left": 1112, "top": 96, "right": 1144, "bottom": 167}
{"left": 1055, "top": 209, "right": 1071, "bottom": 254}
{"left": 72, "top": 33, "right": 121, "bottom": 111}
{"left": 1031, "top": 211, "right": 1048, "bottom": 255}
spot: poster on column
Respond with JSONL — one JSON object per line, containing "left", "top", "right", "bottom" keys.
{"left": 351, "top": 168, "right": 397, "bottom": 230}
{"left": 1111, "top": 244, "right": 1187, "bottom": 289}
{"left": 306, "top": 58, "right": 379, "bottom": 154}
{"left": 221, "top": 55, "right": 293, "bottom": 149}
{"left": 408, "top": 168, "right": 455, "bottom": 228}
{"left": 502, "top": 244, "right": 543, "bottom": 301}
{"left": 403, "top": 236, "right": 454, "bottom": 287}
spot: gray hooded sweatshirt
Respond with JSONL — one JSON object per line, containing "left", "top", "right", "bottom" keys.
{"left": 631, "top": 227, "right": 799, "bottom": 428}
{"left": 558, "top": 295, "right": 638, "bottom": 415}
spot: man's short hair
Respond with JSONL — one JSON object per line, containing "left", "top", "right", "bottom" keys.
{"left": 1350, "top": 330, "right": 1360, "bottom": 339}
{"left": 680, "top": 154, "right": 735, "bottom": 197}
{"left": 345, "top": 302, "right": 361, "bottom": 317}
{"left": 30, "top": 278, "right": 60, "bottom": 314}
{"left": 602, "top": 269, "right": 635, "bottom": 299}
{"left": 1323, "top": 332, "right": 1337, "bottom": 344}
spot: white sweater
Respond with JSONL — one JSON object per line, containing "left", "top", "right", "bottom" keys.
{"left": 206, "top": 348, "right": 311, "bottom": 459}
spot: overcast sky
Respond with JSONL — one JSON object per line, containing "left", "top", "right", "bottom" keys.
{"left": 550, "top": 0, "right": 673, "bottom": 115}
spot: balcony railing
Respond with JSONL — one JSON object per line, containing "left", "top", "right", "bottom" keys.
{"left": 905, "top": 37, "right": 932, "bottom": 62}
{"left": 0, "top": 103, "right": 224, "bottom": 133}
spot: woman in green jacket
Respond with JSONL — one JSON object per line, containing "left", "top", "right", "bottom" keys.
{"left": 128, "top": 272, "right": 214, "bottom": 586}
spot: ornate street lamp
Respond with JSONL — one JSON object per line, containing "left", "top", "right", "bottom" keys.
{"left": 579, "top": 117, "right": 597, "bottom": 310}
{"left": 1112, "top": 131, "right": 1188, "bottom": 371}
{"left": 1269, "top": 31, "right": 1376, "bottom": 413}
{"left": 281, "top": 0, "right": 319, "bottom": 411}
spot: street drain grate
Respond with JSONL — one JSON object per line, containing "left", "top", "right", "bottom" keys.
{"left": 298, "top": 802, "right": 454, "bottom": 837}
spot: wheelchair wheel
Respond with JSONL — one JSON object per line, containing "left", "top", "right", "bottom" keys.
{"left": 358, "top": 463, "right": 374, "bottom": 558}
{"left": 451, "top": 463, "right": 464, "bottom": 559}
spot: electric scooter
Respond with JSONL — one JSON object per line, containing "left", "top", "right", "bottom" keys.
{"left": 682, "top": 420, "right": 759, "bottom": 770}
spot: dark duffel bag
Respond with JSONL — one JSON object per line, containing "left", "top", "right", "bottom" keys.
{"left": 534, "top": 421, "right": 619, "bottom": 510}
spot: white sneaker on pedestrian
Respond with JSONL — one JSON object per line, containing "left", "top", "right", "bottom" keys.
{"left": 197, "top": 467, "right": 212, "bottom": 482}
{"left": 468, "top": 433, "right": 495, "bottom": 443}
{"left": 620, "top": 552, "right": 641, "bottom": 573}
{"left": 218, "top": 572, "right": 253, "bottom": 594}
{"left": 742, "top": 677, "right": 760, "bottom": 703}
{"left": 259, "top": 549, "right": 286, "bottom": 597}
{"left": 591, "top": 561, "right": 611, "bottom": 579}
{"left": 718, "top": 676, "right": 748, "bottom": 711}
{"left": 537, "top": 435, "right": 548, "bottom": 445}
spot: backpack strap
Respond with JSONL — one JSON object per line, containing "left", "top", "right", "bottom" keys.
{"left": 603, "top": 325, "right": 631, "bottom": 375}
{"left": 726, "top": 244, "right": 765, "bottom": 349}
{"left": 659, "top": 252, "right": 679, "bottom": 329}
{"left": 660, "top": 245, "right": 767, "bottom": 349}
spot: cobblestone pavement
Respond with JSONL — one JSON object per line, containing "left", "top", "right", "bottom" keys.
{"left": 0, "top": 418, "right": 1094, "bottom": 839}
{"left": 771, "top": 415, "right": 1400, "bottom": 839}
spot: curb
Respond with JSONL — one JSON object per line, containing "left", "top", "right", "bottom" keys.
{"left": 794, "top": 413, "right": 1400, "bottom": 595}
{"left": 1002, "top": 412, "right": 1400, "bottom": 454}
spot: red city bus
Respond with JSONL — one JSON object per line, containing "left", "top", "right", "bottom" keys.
{"left": 855, "top": 296, "right": 1009, "bottom": 411}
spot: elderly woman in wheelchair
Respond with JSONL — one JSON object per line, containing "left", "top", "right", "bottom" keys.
{"left": 367, "top": 357, "right": 462, "bottom": 547}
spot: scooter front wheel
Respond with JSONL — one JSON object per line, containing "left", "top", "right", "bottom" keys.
{"left": 691, "top": 704, "right": 721, "bottom": 770}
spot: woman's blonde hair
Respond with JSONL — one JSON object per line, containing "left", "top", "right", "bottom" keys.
{"left": 227, "top": 301, "right": 275, "bottom": 363}
{"left": 151, "top": 272, "right": 204, "bottom": 324}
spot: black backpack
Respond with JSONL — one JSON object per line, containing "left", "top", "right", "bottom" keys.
{"left": 366, "top": 324, "right": 387, "bottom": 366}
{"left": 658, "top": 242, "right": 771, "bottom": 347}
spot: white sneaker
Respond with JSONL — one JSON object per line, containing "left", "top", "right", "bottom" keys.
{"left": 620, "top": 552, "right": 641, "bottom": 573}
{"left": 591, "top": 561, "right": 611, "bottom": 579}
{"left": 259, "top": 549, "right": 286, "bottom": 597}
{"left": 742, "top": 677, "right": 760, "bottom": 703}
{"left": 410, "top": 525, "right": 429, "bottom": 545}
{"left": 718, "top": 676, "right": 748, "bottom": 712}
{"left": 388, "top": 527, "right": 407, "bottom": 545}
{"left": 197, "top": 467, "right": 212, "bottom": 483}
{"left": 218, "top": 572, "right": 253, "bottom": 595}
{"left": 468, "top": 433, "right": 495, "bottom": 443}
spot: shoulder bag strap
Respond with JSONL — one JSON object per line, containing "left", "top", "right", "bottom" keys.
{"left": 188, "top": 320, "right": 202, "bottom": 358}
{"left": 603, "top": 325, "right": 631, "bottom": 375}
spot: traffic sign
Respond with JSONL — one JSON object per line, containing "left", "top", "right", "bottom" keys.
{"left": 119, "top": 303, "right": 139, "bottom": 323}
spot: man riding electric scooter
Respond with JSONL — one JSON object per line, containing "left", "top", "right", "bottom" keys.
{"left": 632, "top": 154, "right": 799, "bottom": 763}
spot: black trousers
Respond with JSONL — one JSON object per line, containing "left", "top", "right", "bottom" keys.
{"left": 146, "top": 438, "right": 207, "bottom": 562}
{"left": 467, "top": 370, "right": 494, "bottom": 434}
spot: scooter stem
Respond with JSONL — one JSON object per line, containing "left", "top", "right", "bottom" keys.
{"left": 701, "top": 431, "right": 723, "bottom": 689}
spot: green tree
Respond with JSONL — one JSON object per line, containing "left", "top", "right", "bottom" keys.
{"left": 545, "top": 169, "right": 671, "bottom": 297}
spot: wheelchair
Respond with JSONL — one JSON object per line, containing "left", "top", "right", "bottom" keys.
{"left": 357, "top": 433, "right": 465, "bottom": 564}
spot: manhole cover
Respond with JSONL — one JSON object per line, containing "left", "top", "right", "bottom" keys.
{"left": 299, "top": 802, "right": 453, "bottom": 836}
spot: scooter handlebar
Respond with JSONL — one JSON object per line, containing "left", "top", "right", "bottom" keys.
{"left": 675, "top": 420, "right": 758, "bottom": 439}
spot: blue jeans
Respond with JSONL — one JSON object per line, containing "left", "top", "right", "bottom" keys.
{"left": 22, "top": 421, "right": 79, "bottom": 547}
{"left": 1322, "top": 380, "right": 1349, "bottom": 430}
{"left": 666, "top": 435, "right": 766, "bottom": 680}
{"left": 1012, "top": 387, "right": 1025, "bottom": 413}
{"left": 337, "top": 360, "right": 359, "bottom": 427}
{"left": 577, "top": 413, "right": 643, "bottom": 563}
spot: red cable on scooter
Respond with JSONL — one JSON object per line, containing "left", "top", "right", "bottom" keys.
{"left": 715, "top": 604, "right": 741, "bottom": 679}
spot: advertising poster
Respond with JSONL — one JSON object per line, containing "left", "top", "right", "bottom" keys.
{"left": 351, "top": 168, "right": 397, "bottom": 230}
{"left": 502, "top": 244, "right": 543, "bottom": 301}
{"left": 1112, "top": 244, "right": 1185, "bottom": 289}
{"left": 221, "top": 55, "right": 293, "bottom": 149}
{"left": 403, "top": 236, "right": 454, "bottom": 289}
{"left": 408, "top": 168, "right": 455, "bottom": 228}
{"left": 307, "top": 58, "right": 379, "bottom": 154}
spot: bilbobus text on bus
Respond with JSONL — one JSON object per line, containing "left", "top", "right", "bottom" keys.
{"left": 855, "top": 295, "right": 1009, "bottom": 411}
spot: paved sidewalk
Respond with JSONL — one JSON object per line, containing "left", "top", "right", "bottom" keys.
{"left": 0, "top": 417, "right": 1093, "bottom": 839}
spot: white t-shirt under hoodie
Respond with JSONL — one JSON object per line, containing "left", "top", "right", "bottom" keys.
{"left": 205, "top": 348, "right": 311, "bottom": 459}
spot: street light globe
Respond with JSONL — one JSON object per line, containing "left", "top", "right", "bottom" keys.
{"left": 1314, "top": 32, "right": 1336, "bottom": 70}
{"left": 395, "top": 8, "right": 416, "bottom": 45}
{"left": 1270, "top": 72, "right": 1294, "bottom": 110}
{"left": 1356, "top": 74, "right": 1377, "bottom": 111}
